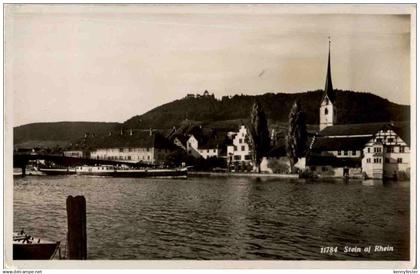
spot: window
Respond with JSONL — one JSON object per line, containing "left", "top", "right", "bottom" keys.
{"left": 374, "top": 147, "right": 382, "bottom": 153}
{"left": 244, "top": 155, "right": 251, "bottom": 160}
{"left": 234, "top": 155, "right": 241, "bottom": 160}
{"left": 146, "top": 148, "right": 149, "bottom": 152}
{"left": 214, "top": 149, "right": 217, "bottom": 153}
{"left": 147, "top": 155, "right": 150, "bottom": 160}
{"left": 388, "top": 138, "right": 394, "bottom": 143}
{"left": 241, "top": 145, "right": 245, "bottom": 151}
{"left": 239, "top": 139, "right": 243, "bottom": 144}
{"left": 234, "top": 146, "right": 237, "bottom": 151}
{"left": 344, "top": 150, "right": 348, "bottom": 156}
{"left": 367, "top": 158, "right": 371, "bottom": 163}
{"left": 325, "top": 98, "right": 329, "bottom": 105}
{"left": 376, "top": 138, "right": 383, "bottom": 143}
{"left": 352, "top": 150, "right": 356, "bottom": 156}
{"left": 338, "top": 150, "right": 341, "bottom": 156}
{"left": 322, "top": 167, "right": 327, "bottom": 171}
{"left": 373, "top": 158, "right": 382, "bottom": 164}
{"left": 397, "top": 158, "right": 402, "bottom": 163}
{"left": 119, "top": 156, "right": 123, "bottom": 160}
{"left": 367, "top": 148, "right": 371, "bottom": 153}
{"left": 387, "top": 147, "right": 393, "bottom": 153}
{"left": 399, "top": 146, "right": 405, "bottom": 153}
{"left": 207, "top": 149, "right": 210, "bottom": 153}
{"left": 128, "top": 156, "right": 131, "bottom": 160}
{"left": 119, "top": 148, "right": 124, "bottom": 152}
{"left": 324, "top": 108, "right": 328, "bottom": 115}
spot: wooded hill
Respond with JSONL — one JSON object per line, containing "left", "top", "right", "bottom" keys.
{"left": 123, "top": 89, "right": 410, "bottom": 130}
{"left": 14, "top": 122, "right": 120, "bottom": 148}
{"left": 14, "top": 90, "right": 410, "bottom": 148}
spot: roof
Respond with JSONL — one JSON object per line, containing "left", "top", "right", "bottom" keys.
{"left": 172, "top": 134, "right": 189, "bottom": 145}
{"left": 391, "top": 122, "right": 410, "bottom": 146}
{"left": 319, "top": 122, "right": 390, "bottom": 137}
{"left": 311, "top": 136, "right": 372, "bottom": 151}
{"left": 322, "top": 45, "right": 335, "bottom": 103}
{"left": 196, "top": 131, "right": 228, "bottom": 149}
{"left": 88, "top": 130, "right": 175, "bottom": 149}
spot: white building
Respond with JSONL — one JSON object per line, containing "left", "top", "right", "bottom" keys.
{"left": 90, "top": 130, "right": 175, "bottom": 165}
{"left": 362, "top": 127, "right": 410, "bottom": 179}
{"left": 309, "top": 123, "right": 410, "bottom": 179}
{"left": 227, "top": 125, "right": 252, "bottom": 165}
{"left": 186, "top": 134, "right": 221, "bottom": 159}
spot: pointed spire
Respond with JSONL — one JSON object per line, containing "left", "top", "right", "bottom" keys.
{"left": 323, "top": 37, "right": 335, "bottom": 103}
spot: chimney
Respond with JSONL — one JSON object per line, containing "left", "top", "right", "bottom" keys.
{"left": 129, "top": 129, "right": 133, "bottom": 136}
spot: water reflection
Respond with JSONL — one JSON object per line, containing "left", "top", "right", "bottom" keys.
{"left": 13, "top": 176, "right": 410, "bottom": 260}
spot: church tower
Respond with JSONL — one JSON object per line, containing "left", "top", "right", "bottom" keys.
{"left": 319, "top": 38, "right": 337, "bottom": 131}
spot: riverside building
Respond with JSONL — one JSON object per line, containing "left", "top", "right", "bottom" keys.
{"left": 90, "top": 129, "right": 175, "bottom": 165}
{"left": 307, "top": 41, "right": 410, "bottom": 179}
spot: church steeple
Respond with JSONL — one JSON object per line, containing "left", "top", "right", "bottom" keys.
{"left": 323, "top": 37, "right": 335, "bottom": 103}
{"left": 319, "top": 37, "right": 337, "bottom": 131}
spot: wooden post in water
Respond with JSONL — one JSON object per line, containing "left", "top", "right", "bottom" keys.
{"left": 66, "top": 195, "right": 87, "bottom": 260}
{"left": 21, "top": 165, "right": 26, "bottom": 177}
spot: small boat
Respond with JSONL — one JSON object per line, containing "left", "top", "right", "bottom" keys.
{"left": 38, "top": 167, "right": 77, "bottom": 175}
{"left": 75, "top": 165, "right": 188, "bottom": 178}
{"left": 13, "top": 231, "right": 60, "bottom": 260}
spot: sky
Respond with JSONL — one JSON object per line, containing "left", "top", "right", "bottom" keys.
{"left": 6, "top": 5, "right": 412, "bottom": 126}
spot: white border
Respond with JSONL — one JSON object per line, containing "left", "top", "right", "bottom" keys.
{"left": 3, "top": 3, "right": 417, "bottom": 270}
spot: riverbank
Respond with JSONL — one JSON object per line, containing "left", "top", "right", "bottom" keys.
{"left": 189, "top": 171, "right": 299, "bottom": 179}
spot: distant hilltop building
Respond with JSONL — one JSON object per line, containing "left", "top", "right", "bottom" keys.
{"left": 307, "top": 39, "right": 410, "bottom": 180}
{"left": 184, "top": 90, "right": 215, "bottom": 99}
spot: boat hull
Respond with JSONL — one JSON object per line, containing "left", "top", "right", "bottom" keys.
{"left": 39, "top": 168, "right": 76, "bottom": 175}
{"left": 76, "top": 168, "right": 188, "bottom": 178}
{"left": 13, "top": 242, "right": 60, "bottom": 260}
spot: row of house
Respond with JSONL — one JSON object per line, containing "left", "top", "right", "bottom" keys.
{"left": 62, "top": 42, "right": 410, "bottom": 179}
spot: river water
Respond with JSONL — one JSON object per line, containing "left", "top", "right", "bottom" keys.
{"left": 13, "top": 175, "right": 410, "bottom": 260}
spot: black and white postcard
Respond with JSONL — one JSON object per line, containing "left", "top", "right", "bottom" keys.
{"left": 4, "top": 3, "right": 416, "bottom": 269}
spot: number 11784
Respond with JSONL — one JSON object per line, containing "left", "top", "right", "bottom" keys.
{"left": 320, "top": 246, "right": 338, "bottom": 254}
